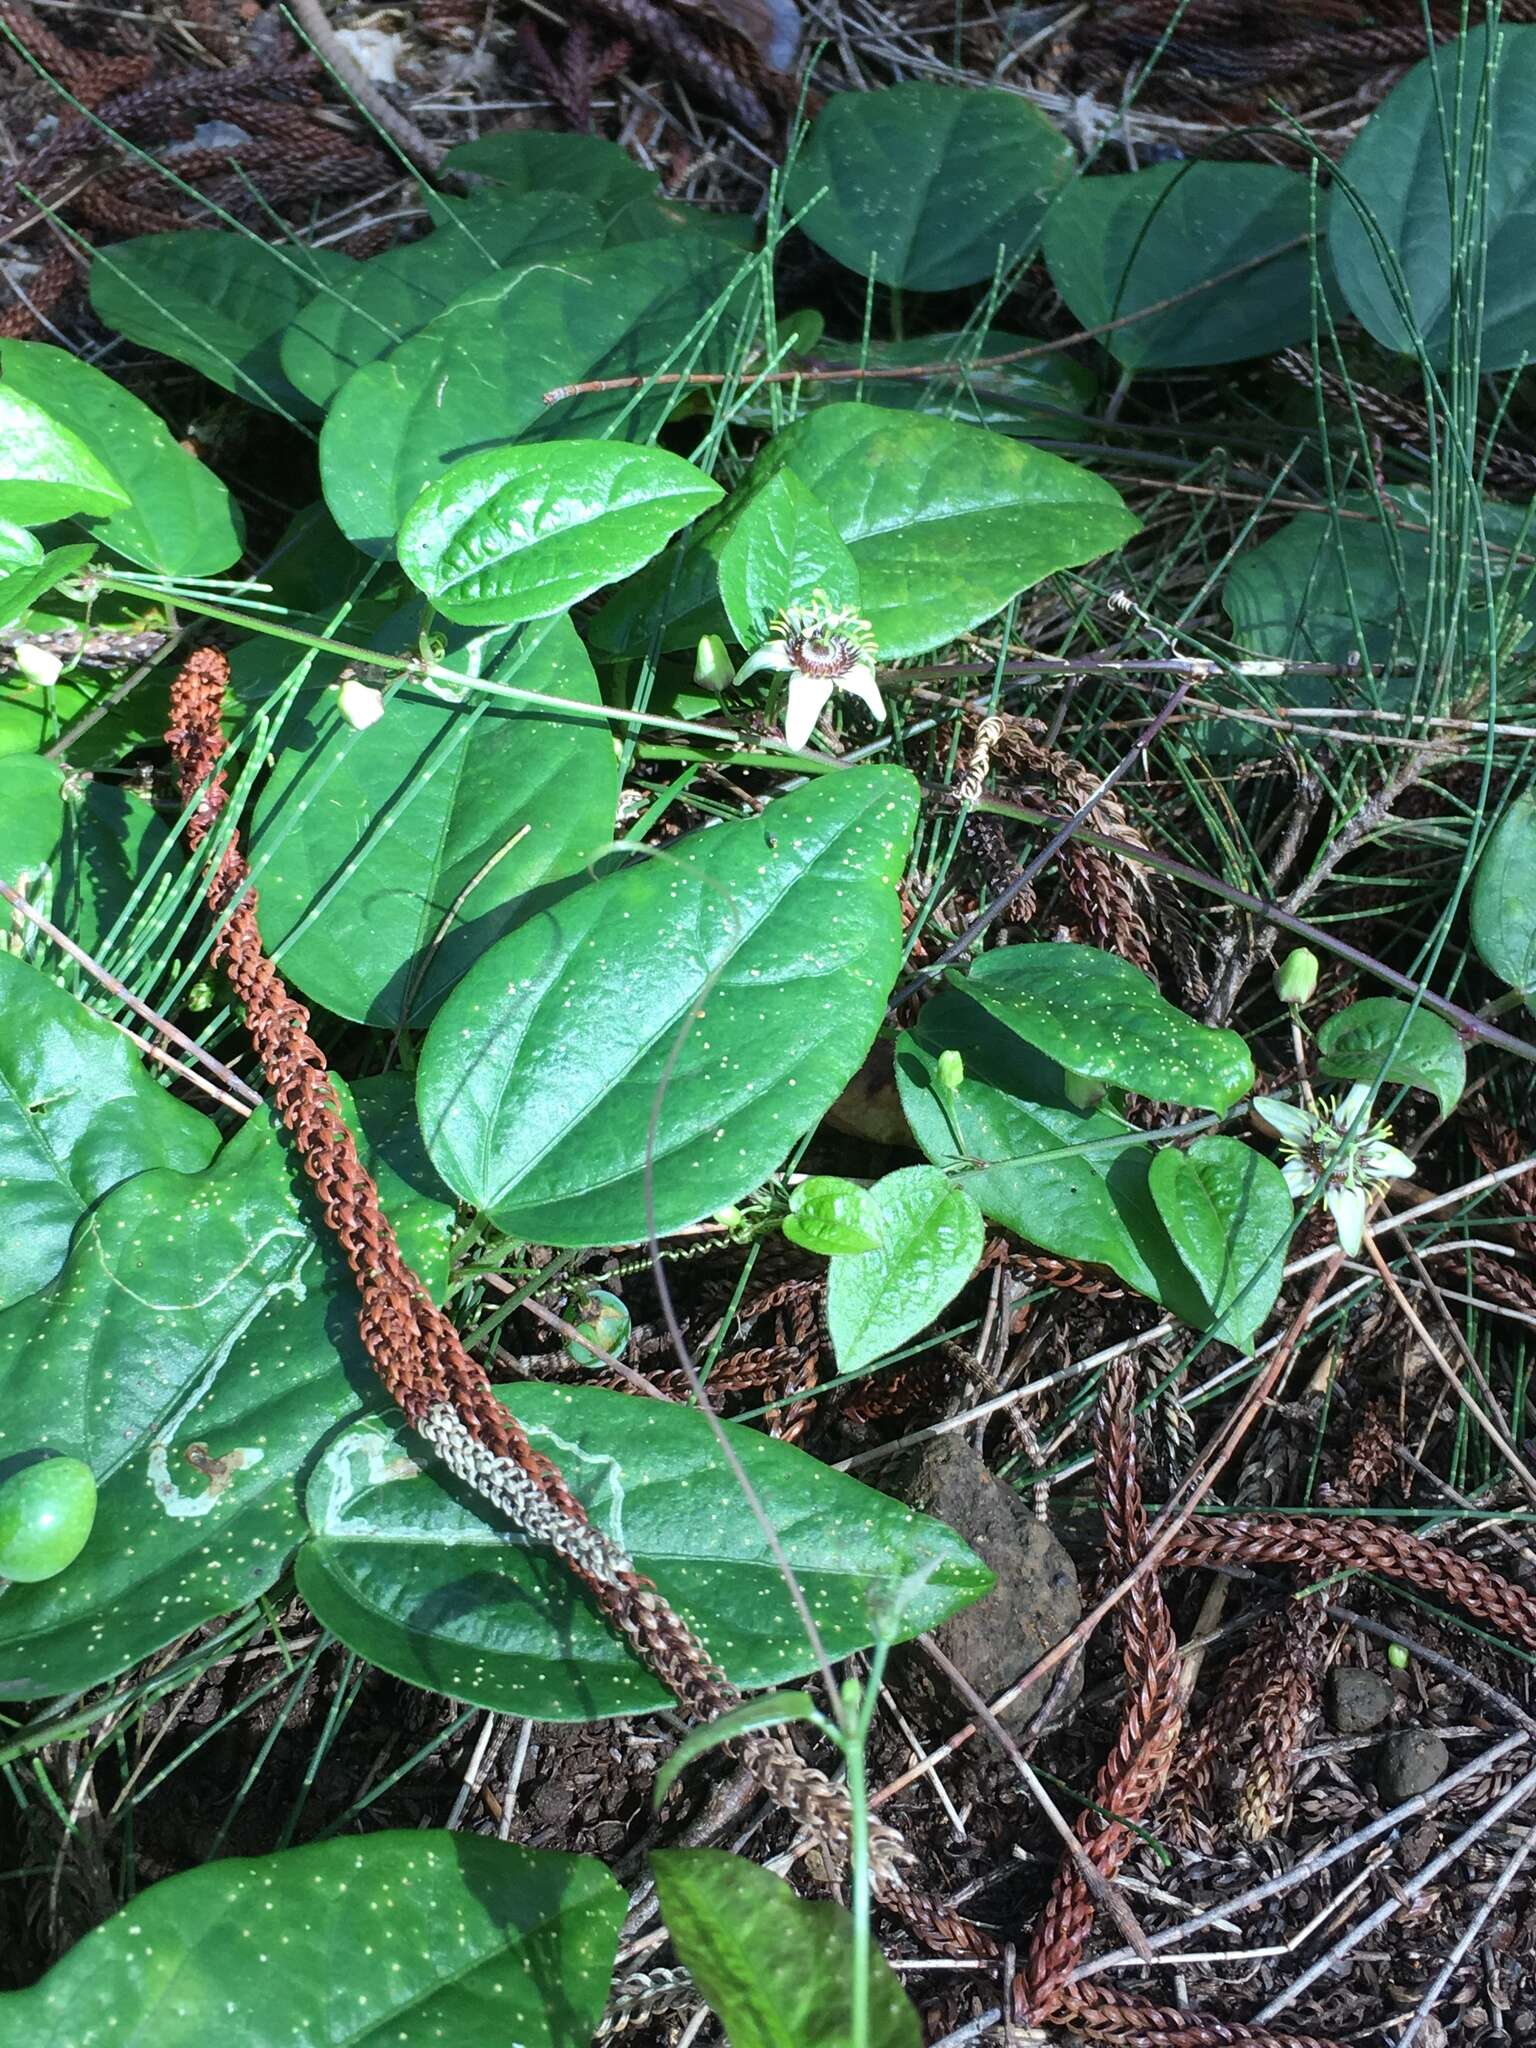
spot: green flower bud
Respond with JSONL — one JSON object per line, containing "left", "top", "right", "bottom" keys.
{"left": 185, "top": 978, "right": 215, "bottom": 1014}
{"left": 694, "top": 634, "right": 734, "bottom": 693}
{"left": 1386, "top": 1641, "right": 1410, "bottom": 1671}
{"left": 566, "top": 1289, "right": 631, "bottom": 1370}
{"left": 336, "top": 672, "right": 385, "bottom": 730}
{"left": 936, "top": 1049, "right": 965, "bottom": 1094}
{"left": 1274, "top": 947, "right": 1319, "bottom": 1007}
{"left": 14, "top": 643, "right": 62, "bottom": 690}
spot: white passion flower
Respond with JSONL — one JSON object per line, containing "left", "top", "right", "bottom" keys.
{"left": 735, "top": 595, "right": 884, "bottom": 751}
{"left": 1253, "top": 1083, "right": 1415, "bottom": 1256}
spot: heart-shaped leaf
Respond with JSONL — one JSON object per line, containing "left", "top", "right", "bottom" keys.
{"left": 0, "top": 952, "right": 218, "bottom": 1311}
{"left": 716, "top": 469, "right": 859, "bottom": 645}
{"left": 962, "top": 944, "right": 1254, "bottom": 1112}
{"left": 319, "top": 237, "right": 744, "bottom": 554}
{"left": 1148, "top": 1136, "right": 1292, "bottom": 1350}
{"left": 417, "top": 765, "right": 917, "bottom": 1245}
{"left": 443, "top": 130, "right": 659, "bottom": 210}
{"left": 1316, "top": 997, "right": 1467, "bottom": 1117}
{"left": 0, "top": 339, "right": 242, "bottom": 575}
{"left": 654, "top": 1850, "right": 921, "bottom": 2048}
{"left": 0, "top": 384, "right": 128, "bottom": 526}
{"left": 785, "top": 82, "right": 1074, "bottom": 292}
{"left": 1043, "top": 162, "right": 1317, "bottom": 368}
{"left": 0, "top": 1832, "right": 623, "bottom": 2048}
{"left": 90, "top": 230, "right": 357, "bottom": 417}
{"left": 1471, "top": 788, "right": 1536, "bottom": 1012}
{"left": 249, "top": 613, "right": 617, "bottom": 1027}
{"left": 1328, "top": 24, "right": 1536, "bottom": 369}
{"left": 794, "top": 329, "right": 1095, "bottom": 439}
{"left": 895, "top": 987, "right": 1202, "bottom": 1312}
{"left": 280, "top": 188, "right": 602, "bottom": 409}
{"left": 399, "top": 440, "right": 722, "bottom": 626}
{"left": 295, "top": 1382, "right": 992, "bottom": 1719}
{"left": 826, "top": 1166, "right": 985, "bottom": 1373}
{"left": 0, "top": 543, "right": 96, "bottom": 638}
{"left": 0, "top": 753, "right": 177, "bottom": 959}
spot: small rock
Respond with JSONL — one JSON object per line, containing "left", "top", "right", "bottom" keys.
{"left": 1376, "top": 1728, "right": 1450, "bottom": 1803}
{"left": 1327, "top": 1667, "right": 1395, "bottom": 1735}
{"left": 896, "top": 1437, "right": 1081, "bottom": 1731}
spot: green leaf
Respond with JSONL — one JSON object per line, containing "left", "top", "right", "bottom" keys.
{"left": 795, "top": 328, "right": 1095, "bottom": 438}
{"left": 0, "top": 753, "right": 178, "bottom": 958}
{"left": 0, "top": 1832, "right": 623, "bottom": 2047}
{"left": 1471, "top": 789, "right": 1536, "bottom": 1011}
{"left": 296, "top": 1382, "right": 991, "bottom": 1719}
{"left": 0, "top": 518, "right": 43, "bottom": 569}
{"left": 417, "top": 766, "right": 917, "bottom": 1246}
{"left": 0, "top": 339, "right": 242, "bottom": 575}
{"left": 0, "top": 544, "right": 96, "bottom": 637}
{"left": 826, "top": 1165, "right": 984, "bottom": 1373}
{"left": 319, "top": 237, "right": 743, "bottom": 554}
{"left": 0, "top": 952, "right": 218, "bottom": 1311}
{"left": 962, "top": 944, "right": 1254, "bottom": 1111}
{"left": 652, "top": 1850, "right": 921, "bottom": 2048}
{"left": 716, "top": 470, "right": 859, "bottom": 645}
{"left": 90, "top": 230, "right": 357, "bottom": 417}
{"left": 280, "top": 188, "right": 602, "bottom": 409}
{"left": 1328, "top": 24, "right": 1536, "bottom": 369}
{"left": 249, "top": 612, "right": 617, "bottom": 1027}
{"left": 399, "top": 440, "right": 723, "bottom": 626}
{"left": 653, "top": 1693, "right": 828, "bottom": 1807}
{"left": 0, "top": 384, "right": 128, "bottom": 526}
{"left": 747, "top": 405, "right": 1135, "bottom": 659}
{"left": 443, "top": 130, "right": 658, "bottom": 211}
{"left": 785, "top": 82, "right": 1074, "bottom": 292}
{"left": 782, "top": 1175, "right": 885, "bottom": 1256}
{"left": 1223, "top": 486, "right": 1533, "bottom": 667}
{"left": 1148, "top": 1137, "right": 1292, "bottom": 1350}
{"left": 336, "top": 1073, "right": 456, "bottom": 1303}
{"left": 895, "top": 987, "right": 1202, "bottom": 1312}
{"left": 1316, "top": 997, "right": 1467, "bottom": 1117}
{"left": 1043, "top": 162, "right": 1317, "bottom": 368}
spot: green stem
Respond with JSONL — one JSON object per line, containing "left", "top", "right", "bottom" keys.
{"left": 844, "top": 1690, "right": 871, "bottom": 2048}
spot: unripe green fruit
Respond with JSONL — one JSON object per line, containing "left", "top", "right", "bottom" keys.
{"left": 1274, "top": 947, "right": 1319, "bottom": 1007}
{"left": 0, "top": 1456, "right": 97, "bottom": 1582}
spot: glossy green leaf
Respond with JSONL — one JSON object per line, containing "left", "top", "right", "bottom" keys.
{"left": 0, "top": 543, "right": 96, "bottom": 638}
{"left": 280, "top": 189, "right": 602, "bottom": 408}
{"left": 1222, "top": 487, "right": 1534, "bottom": 667}
{"left": 296, "top": 1382, "right": 992, "bottom": 1719}
{"left": 249, "top": 613, "right": 617, "bottom": 1027}
{"left": 654, "top": 1850, "right": 921, "bottom": 2048}
{"left": 0, "top": 1832, "right": 623, "bottom": 2047}
{"left": 0, "top": 339, "right": 242, "bottom": 574}
{"left": 319, "top": 237, "right": 743, "bottom": 554}
{"left": 785, "top": 82, "right": 1074, "bottom": 292}
{"left": 782, "top": 1175, "right": 885, "bottom": 1256}
{"left": 0, "top": 384, "right": 128, "bottom": 526}
{"left": 653, "top": 1693, "right": 827, "bottom": 1807}
{"left": 1043, "top": 163, "right": 1316, "bottom": 368}
{"left": 895, "top": 988, "right": 1202, "bottom": 1312}
{"left": 417, "top": 766, "right": 917, "bottom": 1245}
{"left": 1471, "top": 789, "right": 1536, "bottom": 1011}
{"left": 794, "top": 328, "right": 1095, "bottom": 438}
{"left": 1328, "top": 25, "right": 1536, "bottom": 368}
{"left": 443, "top": 130, "right": 658, "bottom": 210}
{"left": 0, "top": 951, "right": 218, "bottom": 1311}
{"left": 1148, "top": 1137, "right": 1292, "bottom": 1350}
{"left": 0, "top": 753, "right": 177, "bottom": 959}
{"left": 716, "top": 469, "right": 859, "bottom": 645}
{"left": 0, "top": 1092, "right": 447, "bottom": 1699}
{"left": 90, "top": 230, "right": 357, "bottom": 417}
{"left": 962, "top": 944, "right": 1254, "bottom": 1111}
{"left": 0, "top": 517, "right": 42, "bottom": 569}
{"left": 399, "top": 440, "right": 722, "bottom": 626}
{"left": 826, "top": 1165, "right": 984, "bottom": 1372}
{"left": 1316, "top": 997, "right": 1467, "bottom": 1117}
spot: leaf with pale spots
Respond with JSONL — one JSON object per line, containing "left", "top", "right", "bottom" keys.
{"left": 0, "top": 950, "right": 218, "bottom": 1311}
{"left": 0, "top": 1830, "right": 623, "bottom": 2046}
{"left": 295, "top": 1382, "right": 992, "bottom": 1719}
{"left": 417, "top": 765, "right": 919, "bottom": 1245}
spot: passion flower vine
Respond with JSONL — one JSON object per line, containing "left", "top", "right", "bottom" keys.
{"left": 1253, "top": 1082, "right": 1415, "bottom": 1256}
{"left": 736, "top": 594, "right": 885, "bottom": 751}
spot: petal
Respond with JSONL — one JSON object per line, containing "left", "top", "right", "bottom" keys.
{"left": 1253, "top": 1097, "right": 1313, "bottom": 1145}
{"left": 839, "top": 663, "right": 886, "bottom": 723}
{"left": 1333, "top": 1083, "right": 1373, "bottom": 1132}
{"left": 1281, "top": 1158, "right": 1314, "bottom": 1199}
{"left": 783, "top": 670, "right": 836, "bottom": 750}
{"left": 735, "top": 639, "right": 793, "bottom": 687}
{"left": 1364, "top": 1141, "right": 1414, "bottom": 1183}
{"left": 1325, "top": 1182, "right": 1366, "bottom": 1256}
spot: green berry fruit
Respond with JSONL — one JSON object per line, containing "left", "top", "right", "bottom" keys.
{"left": 0, "top": 1456, "right": 97, "bottom": 1582}
{"left": 566, "top": 1290, "right": 632, "bottom": 1370}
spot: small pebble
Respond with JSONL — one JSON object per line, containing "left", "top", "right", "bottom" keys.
{"left": 1327, "top": 1667, "right": 1395, "bottom": 1735}
{"left": 1376, "top": 1727, "right": 1449, "bottom": 1803}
